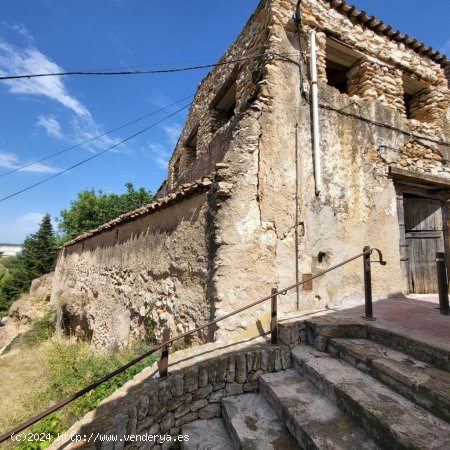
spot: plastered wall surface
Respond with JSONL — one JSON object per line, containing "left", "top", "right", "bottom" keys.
{"left": 52, "top": 193, "right": 210, "bottom": 348}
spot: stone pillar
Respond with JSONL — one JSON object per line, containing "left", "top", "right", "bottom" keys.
{"left": 347, "top": 58, "right": 405, "bottom": 115}
{"left": 408, "top": 88, "right": 449, "bottom": 123}
{"left": 196, "top": 109, "right": 230, "bottom": 157}
{"left": 178, "top": 146, "right": 196, "bottom": 170}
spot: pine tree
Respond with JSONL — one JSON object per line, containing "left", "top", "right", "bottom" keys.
{"left": 0, "top": 214, "right": 57, "bottom": 315}
{"left": 23, "top": 214, "right": 57, "bottom": 277}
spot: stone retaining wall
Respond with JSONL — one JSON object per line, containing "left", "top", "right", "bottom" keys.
{"left": 50, "top": 340, "right": 291, "bottom": 450}
{"left": 51, "top": 190, "right": 212, "bottom": 349}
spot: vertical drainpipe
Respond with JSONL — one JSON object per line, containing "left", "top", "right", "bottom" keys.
{"left": 310, "top": 30, "right": 322, "bottom": 196}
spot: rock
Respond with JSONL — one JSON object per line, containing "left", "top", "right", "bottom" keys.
{"left": 29, "top": 272, "right": 54, "bottom": 301}
{"left": 225, "top": 383, "right": 244, "bottom": 396}
{"left": 184, "top": 368, "right": 199, "bottom": 393}
{"left": 198, "top": 403, "right": 221, "bottom": 419}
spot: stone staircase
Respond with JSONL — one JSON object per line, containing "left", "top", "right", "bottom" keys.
{"left": 181, "top": 325, "right": 450, "bottom": 449}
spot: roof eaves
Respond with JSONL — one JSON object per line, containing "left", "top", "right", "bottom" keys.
{"left": 325, "top": 0, "right": 449, "bottom": 66}
{"left": 62, "top": 176, "right": 214, "bottom": 249}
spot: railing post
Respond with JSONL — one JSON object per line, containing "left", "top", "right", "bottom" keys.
{"left": 363, "top": 246, "right": 375, "bottom": 320}
{"left": 271, "top": 288, "right": 278, "bottom": 344}
{"left": 158, "top": 328, "right": 170, "bottom": 378}
{"left": 436, "top": 252, "right": 450, "bottom": 315}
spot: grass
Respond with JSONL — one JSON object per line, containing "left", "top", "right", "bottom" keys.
{"left": 1, "top": 296, "right": 161, "bottom": 449}
{"left": 0, "top": 338, "right": 157, "bottom": 449}
{"left": 3, "top": 309, "right": 56, "bottom": 354}
{"left": 0, "top": 345, "right": 50, "bottom": 439}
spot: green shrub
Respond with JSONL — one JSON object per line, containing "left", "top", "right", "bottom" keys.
{"left": 15, "top": 341, "right": 157, "bottom": 449}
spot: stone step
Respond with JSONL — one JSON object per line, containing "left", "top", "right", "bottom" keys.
{"left": 221, "top": 393, "right": 298, "bottom": 449}
{"left": 328, "top": 337, "right": 450, "bottom": 423}
{"left": 181, "top": 418, "right": 233, "bottom": 450}
{"left": 259, "top": 369, "right": 379, "bottom": 449}
{"left": 292, "top": 345, "right": 450, "bottom": 450}
{"left": 366, "top": 322, "right": 450, "bottom": 372}
{"left": 302, "top": 317, "right": 450, "bottom": 371}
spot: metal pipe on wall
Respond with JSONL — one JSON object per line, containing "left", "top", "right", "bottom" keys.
{"left": 310, "top": 30, "right": 322, "bottom": 196}
{"left": 295, "top": 123, "right": 300, "bottom": 310}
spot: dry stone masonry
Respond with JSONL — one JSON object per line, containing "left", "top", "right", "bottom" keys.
{"left": 51, "top": 0, "right": 450, "bottom": 349}
{"left": 52, "top": 340, "right": 291, "bottom": 449}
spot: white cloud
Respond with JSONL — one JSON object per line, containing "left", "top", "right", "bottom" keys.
{"left": 0, "top": 39, "right": 128, "bottom": 156}
{"left": 0, "top": 40, "right": 90, "bottom": 117}
{"left": 36, "top": 115, "right": 62, "bottom": 139}
{"left": 161, "top": 123, "right": 182, "bottom": 146}
{"left": 145, "top": 121, "right": 183, "bottom": 171}
{"left": 15, "top": 212, "right": 45, "bottom": 236}
{"left": 0, "top": 150, "right": 60, "bottom": 174}
{"left": 0, "top": 152, "right": 17, "bottom": 168}
{"left": 70, "top": 115, "right": 121, "bottom": 153}
{"left": 148, "top": 143, "right": 171, "bottom": 169}
{"left": 11, "top": 23, "right": 34, "bottom": 41}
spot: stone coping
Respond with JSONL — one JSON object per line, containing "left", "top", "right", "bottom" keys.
{"left": 324, "top": 0, "right": 448, "bottom": 65}
{"left": 61, "top": 176, "right": 214, "bottom": 248}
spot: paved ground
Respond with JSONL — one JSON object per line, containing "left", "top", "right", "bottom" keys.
{"left": 337, "top": 296, "right": 450, "bottom": 343}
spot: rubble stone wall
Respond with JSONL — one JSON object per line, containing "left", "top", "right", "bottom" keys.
{"left": 49, "top": 342, "right": 291, "bottom": 450}
{"left": 161, "top": 0, "right": 273, "bottom": 195}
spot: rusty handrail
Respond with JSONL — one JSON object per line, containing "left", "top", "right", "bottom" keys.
{"left": 0, "top": 246, "right": 385, "bottom": 443}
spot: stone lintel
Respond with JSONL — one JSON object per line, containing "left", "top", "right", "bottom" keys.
{"left": 388, "top": 166, "right": 450, "bottom": 189}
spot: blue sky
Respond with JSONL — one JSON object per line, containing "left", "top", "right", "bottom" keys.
{"left": 0, "top": 0, "right": 448, "bottom": 243}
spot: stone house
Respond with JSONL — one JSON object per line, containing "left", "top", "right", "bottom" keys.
{"left": 50, "top": 0, "right": 450, "bottom": 349}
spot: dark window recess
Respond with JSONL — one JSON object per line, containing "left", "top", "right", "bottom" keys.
{"left": 324, "top": 36, "right": 362, "bottom": 95}
{"left": 403, "top": 75, "right": 427, "bottom": 120}
{"left": 404, "top": 92, "right": 413, "bottom": 119}
{"left": 215, "top": 81, "right": 236, "bottom": 121}
{"left": 326, "top": 60, "right": 349, "bottom": 94}
{"left": 185, "top": 129, "right": 198, "bottom": 165}
{"left": 210, "top": 75, "right": 238, "bottom": 133}
{"left": 172, "top": 156, "right": 180, "bottom": 184}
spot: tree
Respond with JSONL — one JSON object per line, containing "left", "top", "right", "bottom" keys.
{"left": 58, "top": 183, "right": 153, "bottom": 241}
{"left": 0, "top": 214, "right": 57, "bottom": 315}
{"left": 22, "top": 214, "right": 58, "bottom": 278}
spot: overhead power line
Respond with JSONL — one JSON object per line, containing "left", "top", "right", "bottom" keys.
{"left": 0, "top": 54, "right": 269, "bottom": 81}
{"left": 0, "top": 103, "right": 191, "bottom": 203}
{"left": 0, "top": 94, "right": 194, "bottom": 178}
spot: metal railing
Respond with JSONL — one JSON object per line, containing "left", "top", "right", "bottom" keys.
{"left": 0, "top": 246, "right": 386, "bottom": 443}
{"left": 436, "top": 252, "right": 450, "bottom": 315}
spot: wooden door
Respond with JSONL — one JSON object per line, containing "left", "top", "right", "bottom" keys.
{"left": 403, "top": 195, "right": 445, "bottom": 293}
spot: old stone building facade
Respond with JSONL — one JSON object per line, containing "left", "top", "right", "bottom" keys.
{"left": 51, "top": 0, "right": 450, "bottom": 349}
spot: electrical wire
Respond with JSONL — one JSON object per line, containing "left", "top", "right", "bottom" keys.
{"left": 0, "top": 94, "right": 194, "bottom": 178}
{"left": 0, "top": 54, "right": 270, "bottom": 81}
{"left": 0, "top": 52, "right": 301, "bottom": 81}
{"left": 278, "top": 53, "right": 450, "bottom": 148}
{"left": 0, "top": 103, "right": 191, "bottom": 203}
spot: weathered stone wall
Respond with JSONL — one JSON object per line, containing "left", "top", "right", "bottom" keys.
{"left": 52, "top": 0, "right": 450, "bottom": 347}
{"left": 211, "top": 0, "right": 450, "bottom": 326}
{"left": 256, "top": 0, "right": 448, "bottom": 308}
{"left": 51, "top": 191, "right": 211, "bottom": 348}
{"left": 160, "top": 0, "right": 272, "bottom": 196}
{"left": 49, "top": 340, "right": 290, "bottom": 449}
